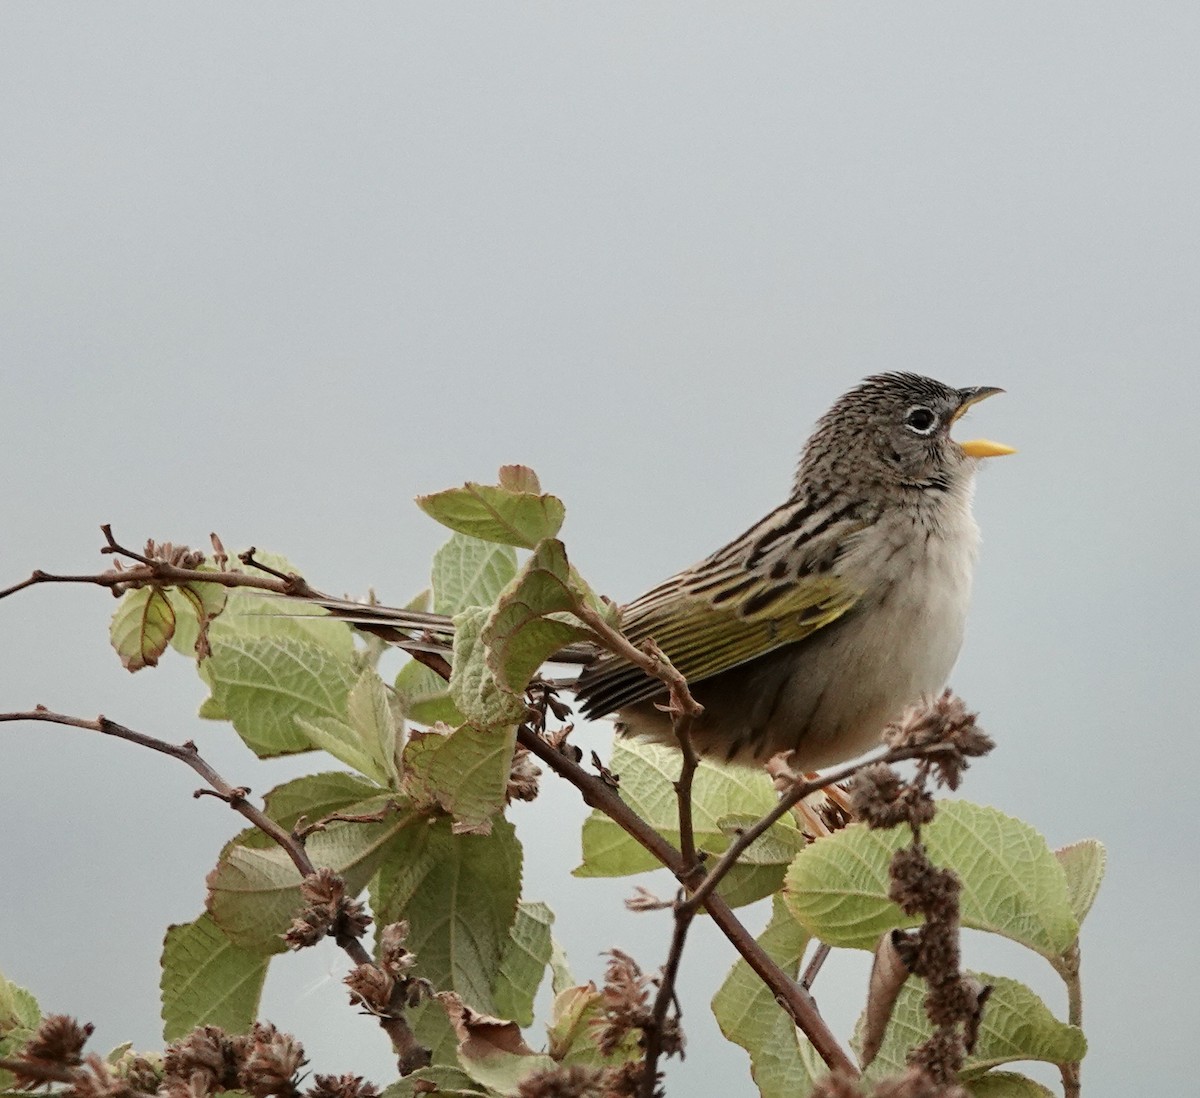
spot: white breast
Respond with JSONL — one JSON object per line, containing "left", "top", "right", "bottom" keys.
{"left": 779, "top": 480, "right": 981, "bottom": 768}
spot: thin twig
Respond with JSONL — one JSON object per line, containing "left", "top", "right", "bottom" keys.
{"left": 1055, "top": 942, "right": 1083, "bottom": 1098}
{"left": 0, "top": 708, "right": 426, "bottom": 1072}
{"left": 639, "top": 895, "right": 693, "bottom": 1098}
{"left": 801, "top": 943, "right": 833, "bottom": 991}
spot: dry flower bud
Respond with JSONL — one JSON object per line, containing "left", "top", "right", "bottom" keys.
{"left": 305, "top": 1074, "right": 379, "bottom": 1098}
{"left": 16, "top": 1014, "right": 94, "bottom": 1074}
{"left": 506, "top": 748, "right": 542, "bottom": 803}
{"left": 516, "top": 1063, "right": 606, "bottom": 1098}
{"left": 344, "top": 964, "right": 395, "bottom": 1015}
{"left": 907, "top": 1029, "right": 967, "bottom": 1085}
{"left": 593, "top": 951, "right": 652, "bottom": 1057}
{"left": 63, "top": 1055, "right": 135, "bottom": 1098}
{"left": 378, "top": 922, "right": 416, "bottom": 977}
{"left": 163, "top": 1026, "right": 244, "bottom": 1095}
{"left": 239, "top": 1023, "right": 305, "bottom": 1098}
{"left": 888, "top": 847, "right": 961, "bottom": 919}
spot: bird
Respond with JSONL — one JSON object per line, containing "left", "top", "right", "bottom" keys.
{"left": 306, "top": 373, "right": 1012, "bottom": 770}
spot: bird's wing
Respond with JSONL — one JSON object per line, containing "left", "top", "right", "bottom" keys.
{"left": 574, "top": 497, "right": 870, "bottom": 717}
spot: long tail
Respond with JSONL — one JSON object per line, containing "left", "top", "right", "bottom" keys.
{"left": 293, "top": 594, "right": 598, "bottom": 666}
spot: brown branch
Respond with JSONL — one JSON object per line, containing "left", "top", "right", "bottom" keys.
{"left": 571, "top": 606, "right": 710, "bottom": 1089}
{"left": 682, "top": 740, "right": 963, "bottom": 917}
{"left": 515, "top": 723, "right": 858, "bottom": 1076}
{"left": 0, "top": 708, "right": 426, "bottom": 1073}
{"left": 639, "top": 897, "right": 693, "bottom": 1098}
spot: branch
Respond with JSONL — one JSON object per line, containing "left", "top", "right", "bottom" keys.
{"left": 515, "top": 723, "right": 858, "bottom": 1076}
{"left": 0, "top": 708, "right": 426, "bottom": 1073}
{"left": 0, "top": 536, "right": 317, "bottom": 603}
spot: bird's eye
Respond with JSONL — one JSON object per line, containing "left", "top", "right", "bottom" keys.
{"left": 904, "top": 406, "right": 938, "bottom": 435}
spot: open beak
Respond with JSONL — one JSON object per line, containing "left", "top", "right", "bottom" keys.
{"left": 951, "top": 386, "right": 1015, "bottom": 458}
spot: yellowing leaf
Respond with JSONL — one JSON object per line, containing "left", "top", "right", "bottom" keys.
{"left": 417, "top": 480, "right": 564, "bottom": 549}
{"left": 110, "top": 586, "right": 176, "bottom": 671}
{"left": 1055, "top": 839, "right": 1106, "bottom": 926}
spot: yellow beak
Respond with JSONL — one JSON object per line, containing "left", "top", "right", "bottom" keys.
{"left": 952, "top": 386, "right": 1016, "bottom": 458}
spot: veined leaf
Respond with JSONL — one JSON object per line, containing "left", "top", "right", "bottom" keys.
{"left": 401, "top": 723, "right": 516, "bottom": 834}
{"left": 417, "top": 477, "right": 564, "bottom": 549}
{"left": 432, "top": 533, "right": 518, "bottom": 615}
{"left": 206, "top": 633, "right": 360, "bottom": 757}
{"left": 370, "top": 818, "right": 522, "bottom": 1015}
{"left": 492, "top": 901, "right": 554, "bottom": 1027}
{"left": 450, "top": 608, "right": 526, "bottom": 729}
{"left": 858, "top": 974, "right": 1086, "bottom": 1082}
{"left": 395, "top": 658, "right": 465, "bottom": 727}
{"left": 110, "top": 586, "right": 176, "bottom": 671}
{"left": 576, "top": 740, "right": 803, "bottom": 906}
{"left": 482, "top": 539, "right": 588, "bottom": 695}
{"left": 1055, "top": 839, "right": 1106, "bottom": 926}
{"left": 784, "top": 801, "right": 1079, "bottom": 959}
{"left": 208, "top": 805, "right": 410, "bottom": 951}
{"left": 160, "top": 913, "right": 268, "bottom": 1040}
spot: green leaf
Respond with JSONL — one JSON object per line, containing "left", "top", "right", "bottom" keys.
{"left": 576, "top": 740, "right": 803, "bottom": 906}
{"left": 206, "top": 633, "right": 360, "bottom": 757}
{"left": 160, "top": 913, "right": 268, "bottom": 1040}
{"left": 966, "top": 1073, "right": 1057, "bottom": 1097}
{"left": 482, "top": 539, "right": 588, "bottom": 694}
{"left": 0, "top": 970, "right": 39, "bottom": 1034}
{"left": 295, "top": 716, "right": 390, "bottom": 785}
{"left": 208, "top": 806, "right": 410, "bottom": 951}
{"left": 1055, "top": 839, "right": 1106, "bottom": 926}
{"left": 110, "top": 586, "right": 176, "bottom": 671}
{"left": 784, "top": 801, "right": 1079, "bottom": 958}
{"left": 198, "top": 694, "right": 228, "bottom": 720}
{"left": 234, "top": 771, "right": 385, "bottom": 850}
{"left": 395, "top": 658, "right": 465, "bottom": 727}
{"left": 548, "top": 939, "right": 575, "bottom": 998}
{"left": 417, "top": 479, "right": 565, "bottom": 549}
{"left": 401, "top": 723, "right": 516, "bottom": 834}
{"left": 370, "top": 818, "right": 522, "bottom": 1014}
{"left": 711, "top": 895, "right": 817, "bottom": 1098}
{"left": 859, "top": 974, "right": 1087, "bottom": 1082}
{"left": 293, "top": 669, "right": 402, "bottom": 786}
{"left": 449, "top": 608, "right": 526, "bottom": 730}
{"left": 432, "top": 533, "right": 518, "bottom": 615}
{"left": 493, "top": 902, "right": 554, "bottom": 1027}
{"left": 0, "top": 973, "right": 40, "bottom": 1093}
{"left": 184, "top": 552, "right": 356, "bottom": 661}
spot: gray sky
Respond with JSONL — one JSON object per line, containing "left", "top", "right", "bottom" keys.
{"left": 2, "top": 4, "right": 1196, "bottom": 1094}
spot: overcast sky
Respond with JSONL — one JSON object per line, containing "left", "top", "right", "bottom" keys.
{"left": 2, "top": 5, "right": 1196, "bottom": 1095}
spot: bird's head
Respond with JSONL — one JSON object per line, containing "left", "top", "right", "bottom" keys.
{"left": 799, "top": 372, "right": 1014, "bottom": 494}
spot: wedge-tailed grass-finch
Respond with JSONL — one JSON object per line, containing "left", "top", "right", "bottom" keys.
{"left": 315, "top": 373, "right": 1013, "bottom": 769}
